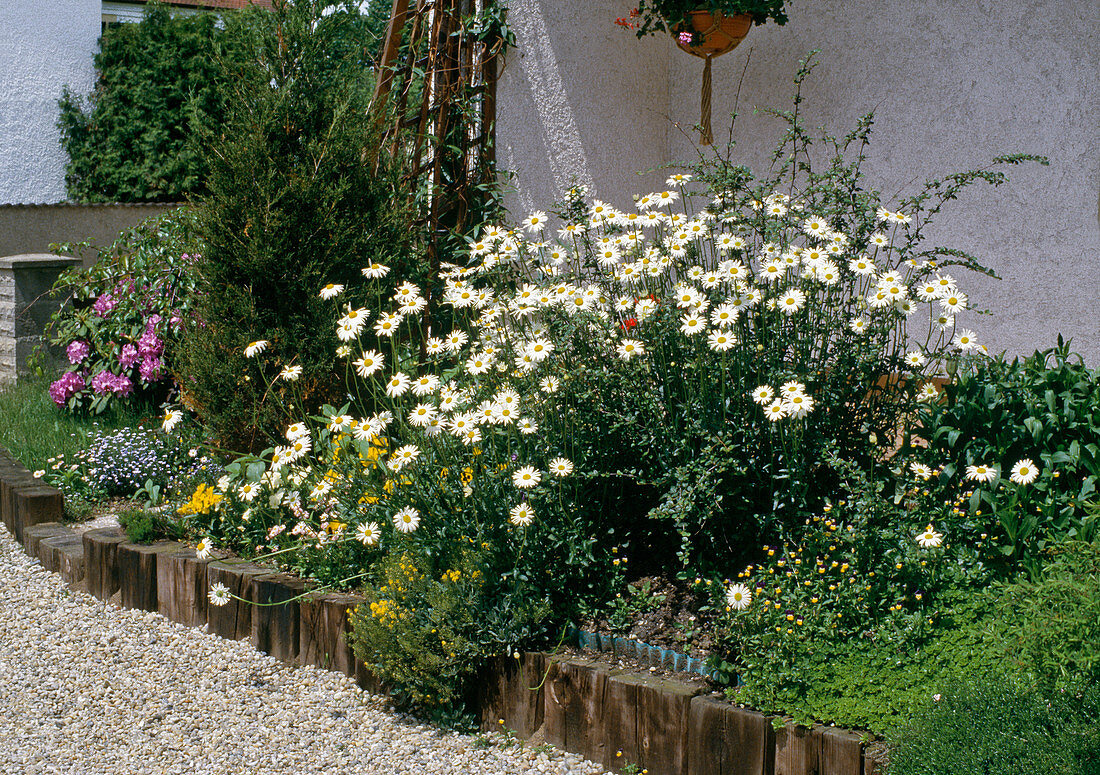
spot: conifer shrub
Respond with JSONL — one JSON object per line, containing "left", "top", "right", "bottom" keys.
{"left": 58, "top": 4, "right": 229, "bottom": 202}
{"left": 177, "top": 0, "right": 419, "bottom": 453}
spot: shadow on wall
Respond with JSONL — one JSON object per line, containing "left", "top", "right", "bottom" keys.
{"left": 496, "top": 0, "right": 672, "bottom": 216}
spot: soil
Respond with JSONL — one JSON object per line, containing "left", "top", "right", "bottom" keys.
{"left": 581, "top": 574, "right": 716, "bottom": 660}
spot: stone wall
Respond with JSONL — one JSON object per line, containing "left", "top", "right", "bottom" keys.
{"left": 496, "top": 0, "right": 1100, "bottom": 362}
{"left": 0, "top": 254, "right": 82, "bottom": 383}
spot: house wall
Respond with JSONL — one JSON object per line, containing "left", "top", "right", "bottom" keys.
{"left": 0, "top": 0, "right": 101, "bottom": 205}
{"left": 497, "top": 0, "right": 1100, "bottom": 361}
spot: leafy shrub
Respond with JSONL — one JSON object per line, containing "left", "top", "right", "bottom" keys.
{"left": 177, "top": 0, "right": 418, "bottom": 452}
{"left": 58, "top": 4, "right": 229, "bottom": 202}
{"left": 888, "top": 674, "right": 1100, "bottom": 775}
{"left": 918, "top": 338, "right": 1100, "bottom": 566}
{"left": 47, "top": 208, "right": 202, "bottom": 413}
{"left": 349, "top": 546, "right": 550, "bottom": 713}
{"left": 118, "top": 506, "right": 182, "bottom": 544}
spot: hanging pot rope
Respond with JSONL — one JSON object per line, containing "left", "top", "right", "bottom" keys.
{"left": 674, "top": 12, "right": 752, "bottom": 146}
{"left": 701, "top": 54, "right": 714, "bottom": 145}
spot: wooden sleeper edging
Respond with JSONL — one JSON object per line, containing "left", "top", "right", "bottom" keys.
{"left": 82, "top": 527, "right": 128, "bottom": 601}
{"left": 0, "top": 440, "right": 884, "bottom": 775}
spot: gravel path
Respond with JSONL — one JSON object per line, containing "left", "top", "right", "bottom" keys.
{"left": 0, "top": 524, "right": 606, "bottom": 775}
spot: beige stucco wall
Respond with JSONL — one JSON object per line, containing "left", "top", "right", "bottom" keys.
{"left": 497, "top": 0, "right": 1100, "bottom": 362}
{"left": 0, "top": 0, "right": 100, "bottom": 205}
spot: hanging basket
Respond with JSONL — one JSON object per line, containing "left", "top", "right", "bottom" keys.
{"left": 674, "top": 11, "right": 752, "bottom": 58}
{"left": 673, "top": 11, "right": 752, "bottom": 145}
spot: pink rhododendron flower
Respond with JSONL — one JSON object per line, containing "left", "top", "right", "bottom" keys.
{"left": 66, "top": 340, "right": 90, "bottom": 365}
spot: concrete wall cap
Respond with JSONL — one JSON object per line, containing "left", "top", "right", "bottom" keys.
{"left": 0, "top": 253, "right": 83, "bottom": 269}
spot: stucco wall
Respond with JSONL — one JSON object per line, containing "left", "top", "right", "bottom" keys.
{"left": 0, "top": 0, "right": 100, "bottom": 205}
{"left": 496, "top": 0, "right": 672, "bottom": 214}
{"left": 498, "top": 0, "right": 1100, "bottom": 361}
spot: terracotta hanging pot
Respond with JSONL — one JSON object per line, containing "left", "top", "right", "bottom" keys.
{"left": 673, "top": 11, "right": 752, "bottom": 145}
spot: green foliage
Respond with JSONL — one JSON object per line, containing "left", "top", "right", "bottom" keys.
{"left": 58, "top": 4, "right": 230, "bottom": 202}
{"left": 628, "top": 0, "right": 789, "bottom": 34}
{"left": 349, "top": 546, "right": 551, "bottom": 714}
{"left": 118, "top": 506, "right": 182, "bottom": 544}
{"left": 888, "top": 674, "right": 1100, "bottom": 775}
{"left": 714, "top": 454, "right": 1005, "bottom": 732}
{"left": 918, "top": 338, "right": 1100, "bottom": 566}
{"left": 995, "top": 541, "right": 1100, "bottom": 692}
{"left": 177, "top": 0, "right": 418, "bottom": 452}
{"left": 46, "top": 208, "right": 202, "bottom": 413}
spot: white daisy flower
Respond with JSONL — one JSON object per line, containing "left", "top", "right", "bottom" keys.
{"left": 763, "top": 400, "right": 788, "bottom": 422}
{"left": 163, "top": 409, "right": 183, "bottom": 434}
{"left": 513, "top": 466, "right": 542, "bottom": 489}
{"left": 917, "top": 382, "right": 940, "bottom": 402}
{"left": 244, "top": 340, "right": 269, "bottom": 358}
{"left": 279, "top": 365, "right": 303, "bottom": 382}
{"left": 915, "top": 524, "right": 943, "bottom": 548}
{"left": 964, "top": 463, "right": 996, "bottom": 483}
{"left": 319, "top": 283, "right": 344, "bottom": 300}
{"left": 392, "top": 506, "right": 420, "bottom": 533}
{"left": 388, "top": 444, "right": 420, "bottom": 471}
{"left": 910, "top": 462, "right": 934, "bottom": 480}
{"left": 549, "top": 457, "right": 573, "bottom": 477}
{"left": 356, "top": 522, "right": 381, "bottom": 546}
{"left": 726, "top": 583, "right": 752, "bottom": 610}
{"left": 751, "top": 385, "right": 775, "bottom": 405}
{"left": 680, "top": 313, "right": 706, "bottom": 336}
{"left": 208, "top": 583, "right": 231, "bottom": 607}
{"left": 707, "top": 329, "right": 735, "bottom": 352}
{"left": 953, "top": 330, "right": 979, "bottom": 351}
{"left": 354, "top": 350, "right": 384, "bottom": 378}
{"left": 540, "top": 376, "right": 560, "bottom": 394}
{"left": 616, "top": 339, "right": 644, "bottom": 361}
{"left": 509, "top": 503, "right": 535, "bottom": 526}
{"left": 778, "top": 289, "right": 806, "bottom": 314}
{"left": 195, "top": 537, "right": 214, "bottom": 561}
{"left": 940, "top": 292, "right": 968, "bottom": 314}
{"left": 1010, "top": 459, "right": 1038, "bottom": 485}
{"left": 361, "top": 263, "right": 390, "bottom": 279}
{"left": 385, "top": 372, "right": 411, "bottom": 397}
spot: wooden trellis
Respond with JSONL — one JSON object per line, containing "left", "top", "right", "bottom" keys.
{"left": 370, "top": 0, "right": 503, "bottom": 241}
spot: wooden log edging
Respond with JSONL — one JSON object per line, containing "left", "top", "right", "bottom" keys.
{"left": 0, "top": 444, "right": 884, "bottom": 775}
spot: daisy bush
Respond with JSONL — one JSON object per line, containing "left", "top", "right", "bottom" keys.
{"left": 45, "top": 209, "right": 201, "bottom": 413}
{"left": 181, "top": 57, "right": 1052, "bottom": 721}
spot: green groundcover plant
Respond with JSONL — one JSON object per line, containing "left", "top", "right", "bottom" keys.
{"left": 888, "top": 673, "right": 1100, "bottom": 775}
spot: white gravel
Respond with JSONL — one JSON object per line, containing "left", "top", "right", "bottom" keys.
{"left": 0, "top": 524, "right": 606, "bottom": 775}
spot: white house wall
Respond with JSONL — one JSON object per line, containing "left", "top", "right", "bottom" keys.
{"left": 499, "top": 0, "right": 1100, "bottom": 361}
{"left": 0, "top": 0, "right": 100, "bottom": 205}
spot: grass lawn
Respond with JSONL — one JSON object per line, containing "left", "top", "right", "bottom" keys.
{"left": 0, "top": 374, "right": 156, "bottom": 472}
